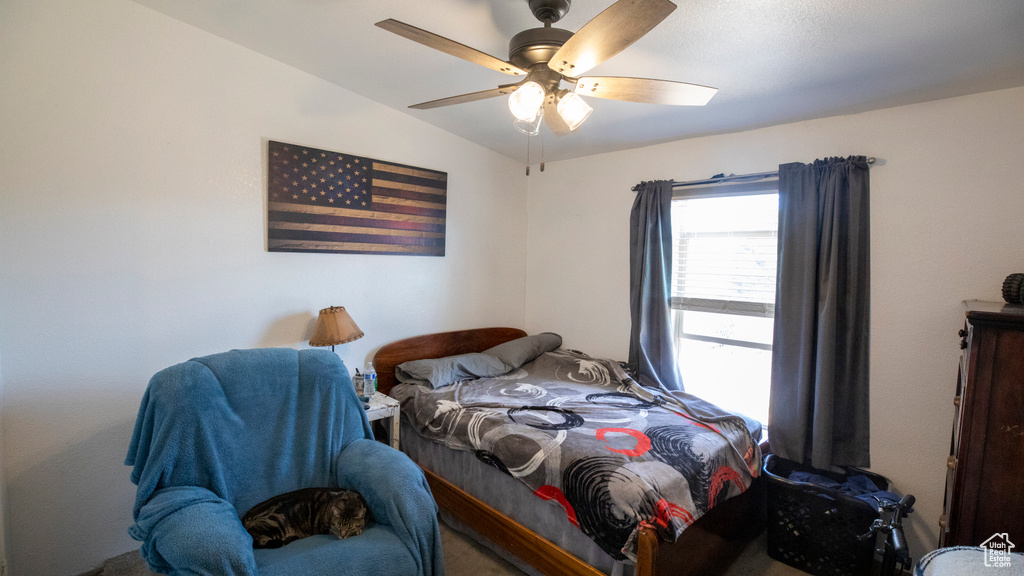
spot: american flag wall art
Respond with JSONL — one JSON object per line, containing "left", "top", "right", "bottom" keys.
{"left": 267, "top": 140, "right": 447, "bottom": 256}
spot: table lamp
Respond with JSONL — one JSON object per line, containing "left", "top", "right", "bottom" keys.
{"left": 309, "top": 306, "right": 364, "bottom": 351}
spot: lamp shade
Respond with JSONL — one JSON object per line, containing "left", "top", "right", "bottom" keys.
{"left": 513, "top": 108, "right": 544, "bottom": 135}
{"left": 556, "top": 91, "right": 593, "bottom": 131}
{"left": 508, "top": 81, "right": 545, "bottom": 121}
{"left": 309, "top": 306, "right": 364, "bottom": 347}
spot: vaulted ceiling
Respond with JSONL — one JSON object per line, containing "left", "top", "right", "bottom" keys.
{"left": 131, "top": 0, "right": 1024, "bottom": 162}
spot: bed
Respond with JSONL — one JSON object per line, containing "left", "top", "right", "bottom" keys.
{"left": 373, "top": 327, "right": 769, "bottom": 576}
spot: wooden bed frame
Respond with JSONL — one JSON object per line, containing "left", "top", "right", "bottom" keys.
{"left": 374, "top": 327, "right": 767, "bottom": 576}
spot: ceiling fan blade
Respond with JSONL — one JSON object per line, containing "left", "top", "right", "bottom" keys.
{"left": 574, "top": 76, "right": 717, "bottom": 106}
{"left": 409, "top": 85, "right": 518, "bottom": 110}
{"left": 376, "top": 19, "right": 527, "bottom": 77}
{"left": 543, "top": 96, "right": 572, "bottom": 137}
{"left": 548, "top": 0, "right": 676, "bottom": 77}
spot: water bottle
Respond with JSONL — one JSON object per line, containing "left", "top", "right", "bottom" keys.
{"left": 363, "top": 361, "right": 377, "bottom": 399}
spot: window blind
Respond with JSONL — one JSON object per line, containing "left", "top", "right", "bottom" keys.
{"left": 670, "top": 180, "right": 778, "bottom": 318}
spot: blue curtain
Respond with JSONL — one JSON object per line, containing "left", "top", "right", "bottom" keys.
{"left": 629, "top": 180, "right": 684, "bottom": 391}
{"left": 769, "top": 156, "right": 871, "bottom": 469}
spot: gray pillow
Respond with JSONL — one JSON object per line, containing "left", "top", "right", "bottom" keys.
{"left": 396, "top": 352, "right": 510, "bottom": 389}
{"left": 483, "top": 332, "right": 562, "bottom": 369}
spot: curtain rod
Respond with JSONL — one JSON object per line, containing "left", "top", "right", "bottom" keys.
{"left": 671, "top": 157, "right": 876, "bottom": 189}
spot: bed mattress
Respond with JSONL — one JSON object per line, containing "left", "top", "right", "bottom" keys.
{"left": 391, "top": 348, "right": 763, "bottom": 568}
{"left": 400, "top": 418, "right": 621, "bottom": 575}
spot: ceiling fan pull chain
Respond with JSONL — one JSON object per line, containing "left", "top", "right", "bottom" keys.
{"left": 526, "top": 132, "right": 531, "bottom": 176}
{"left": 541, "top": 129, "right": 546, "bottom": 172}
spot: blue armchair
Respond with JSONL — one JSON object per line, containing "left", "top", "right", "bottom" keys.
{"left": 125, "top": 348, "right": 444, "bottom": 576}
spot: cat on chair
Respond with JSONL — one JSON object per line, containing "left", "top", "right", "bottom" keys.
{"left": 242, "top": 487, "right": 369, "bottom": 549}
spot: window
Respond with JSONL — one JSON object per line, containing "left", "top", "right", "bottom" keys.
{"left": 670, "top": 184, "right": 778, "bottom": 424}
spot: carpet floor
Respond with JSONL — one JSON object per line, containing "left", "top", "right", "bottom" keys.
{"left": 98, "top": 522, "right": 804, "bottom": 576}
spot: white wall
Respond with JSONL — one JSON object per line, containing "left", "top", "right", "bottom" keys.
{"left": 0, "top": 1, "right": 527, "bottom": 574}
{"left": 524, "top": 87, "right": 1024, "bottom": 559}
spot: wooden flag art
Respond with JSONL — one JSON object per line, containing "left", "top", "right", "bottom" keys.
{"left": 267, "top": 140, "right": 447, "bottom": 256}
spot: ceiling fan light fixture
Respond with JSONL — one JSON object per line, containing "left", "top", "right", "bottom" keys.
{"left": 379, "top": 0, "right": 705, "bottom": 141}
{"left": 509, "top": 81, "right": 546, "bottom": 121}
{"left": 556, "top": 91, "right": 592, "bottom": 131}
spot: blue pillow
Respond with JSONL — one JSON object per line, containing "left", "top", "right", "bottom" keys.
{"left": 482, "top": 333, "right": 562, "bottom": 369}
{"left": 396, "top": 352, "right": 510, "bottom": 389}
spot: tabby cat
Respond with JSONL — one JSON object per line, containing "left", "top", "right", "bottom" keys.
{"left": 242, "top": 487, "right": 369, "bottom": 549}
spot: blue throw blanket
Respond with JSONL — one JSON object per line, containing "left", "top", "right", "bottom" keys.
{"left": 125, "top": 348, "right": 444, "bottom": 576}
{"left": 788, "top": 471, "right": 908, "bottom": 511}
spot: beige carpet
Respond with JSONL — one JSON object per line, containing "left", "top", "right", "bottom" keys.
{"left": 98, "top": 522, "right": 804, "bottom": 576}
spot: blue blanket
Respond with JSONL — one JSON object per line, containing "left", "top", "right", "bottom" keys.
{"left": 788, "top": 471, "right": 907, "bottom": 511}
{"left": 125, "top": 348, "right": 444, "bottom": 576}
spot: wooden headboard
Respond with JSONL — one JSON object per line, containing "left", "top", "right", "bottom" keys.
{"left": 372, "top": 327, "right": 527, "bottom": 396}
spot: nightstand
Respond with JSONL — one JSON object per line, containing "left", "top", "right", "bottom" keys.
{"left": 364, "top": 391, "right": 400, "bottom": 449}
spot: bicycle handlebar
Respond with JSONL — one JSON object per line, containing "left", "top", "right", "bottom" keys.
{"left": 891, "top": 526, "right": 909, "bottom": 559}
{"left": 890, "top": 494, "right": 915, "bottom": 560}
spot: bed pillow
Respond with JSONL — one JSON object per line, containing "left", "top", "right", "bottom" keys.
{"left": 482, "top": 332, "right": 562, "bottom": 369}
{"left": 395, "top": 352, "right": 510, "bottom": 389}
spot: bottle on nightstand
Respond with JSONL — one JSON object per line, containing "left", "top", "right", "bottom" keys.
{"left": 363, "top": 362, "right": 377, "bottom": 398}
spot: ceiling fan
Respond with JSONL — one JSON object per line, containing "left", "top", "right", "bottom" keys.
{"left": 376, "top": 0, "right": 717, "bottom": 136}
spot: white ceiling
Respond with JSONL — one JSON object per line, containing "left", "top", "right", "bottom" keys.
{"left": 130, "top": 0, "right": 1024, "bottom": 162}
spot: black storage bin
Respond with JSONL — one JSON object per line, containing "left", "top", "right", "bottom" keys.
{"left": 764, "top": 454, "right": 889, "bottom": 576}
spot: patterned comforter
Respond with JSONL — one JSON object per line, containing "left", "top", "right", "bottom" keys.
{"left": 391, "top": 348, "right": 762, "bottom": 561}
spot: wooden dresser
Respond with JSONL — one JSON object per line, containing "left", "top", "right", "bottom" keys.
{"left": 940, "top": 300, "right": 1024, "bottom": 547}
